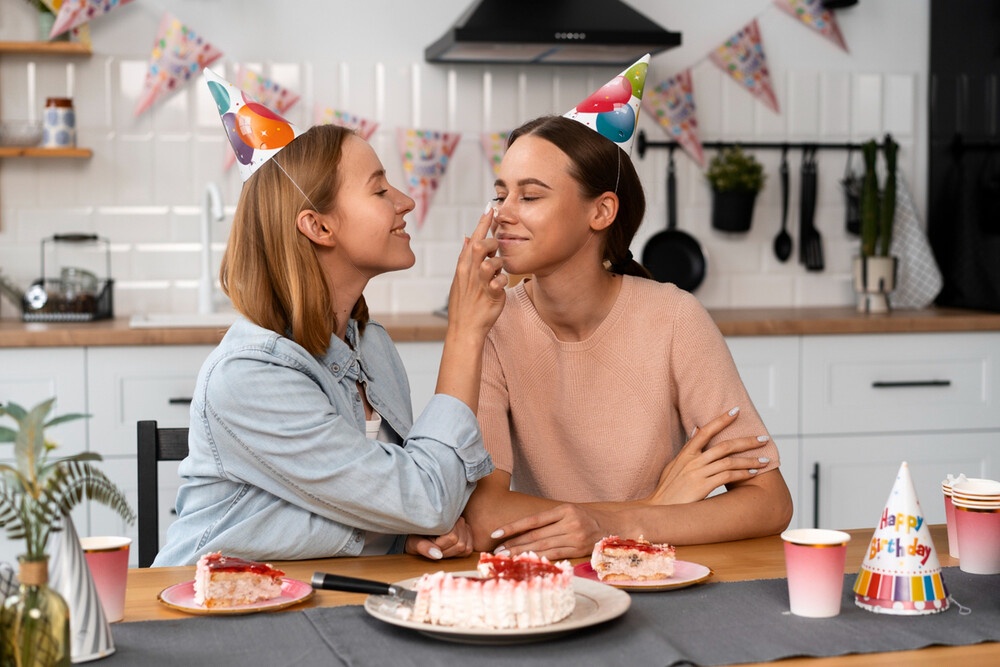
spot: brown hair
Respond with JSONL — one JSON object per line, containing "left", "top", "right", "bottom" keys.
{"left": 220, "top": 124, "right": 369, "bottom": 356}
{"left": 507, "top": 115, "right": 650, "bottom": 278}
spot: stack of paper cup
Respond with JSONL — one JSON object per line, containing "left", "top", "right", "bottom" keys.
{"left": 951, "top": 478, "right": 1000, "bottom": 575}
{"left": 942, "top": 474, "right": 964, "bottom": 558}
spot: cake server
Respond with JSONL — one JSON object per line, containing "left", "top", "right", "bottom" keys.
{"left": 311, "top": 572, "right": 417, "bottom": 601}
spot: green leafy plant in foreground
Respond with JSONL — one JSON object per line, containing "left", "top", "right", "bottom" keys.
{"left": 0, "top": 398, "right": 134, "bottom": 561}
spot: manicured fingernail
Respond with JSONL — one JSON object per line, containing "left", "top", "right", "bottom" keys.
{"left": 428, "top": 547, "right": 443, "bottom": 560}
{"left": 490, "top": 529, "right": 504, "bottom": 539}
{"left": 748, "top": 468, "right": 759, "bottom": 475}
{"left": 484, "top": 202, "right": 494, "bottom": 214}
{"left": 758, "top": 457, "right": 771, "bottom": 464}
{"left": 494, "top": 547, "right": 510, "bottom": 556}
{"left": 728, "top": 406, "right": 740, "bottom": 416}
{"left": 690, "top": 426, "right": 699, "bottom": 438}
{"left": 757, "top": 435, "right": 770, "bottom": 443}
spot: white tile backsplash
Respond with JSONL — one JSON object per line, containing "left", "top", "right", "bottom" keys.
{"left": 0, "top": 0, "right": 932, "bottom": 319}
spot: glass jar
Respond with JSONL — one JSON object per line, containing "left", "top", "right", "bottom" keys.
{"left": 0, "top": 557, "right": 71, "bottom": 667}
{"left": 42, "top": 98, "right": 75, "bottom": 149}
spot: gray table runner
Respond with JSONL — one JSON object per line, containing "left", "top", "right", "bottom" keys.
{"left": 108, "top": 568, "right": 1000, "bottom": 666}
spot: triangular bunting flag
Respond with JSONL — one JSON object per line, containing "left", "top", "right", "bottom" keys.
{"left": 134, "top": 13, "right": 223, "bottom": 116}
{"left": 223, "top": 66, "right": 301, "bottom": 170}
{"left": 774, "top": 0, "right": 849, "bottom": 52}
{"left": 852, "top": 462, "right": 949, "bottom": 615}
{"left": 48, "top": 0, "right": 134, "bottom": 40}
{"left": 642, "top": 69, "right": 706, "bottom": 168}
{"left": 41, "top": 0, "right": 92, "bottom": 47}
{"left": 480, "top": 131, "right": 509, "bottom": 178}
{"left": 396, "top": 128, "right": 461, "bottom": 229}
{"left": 709, "top": 19, "right": 780, "bottom": 114}
{"left": 316, "top": 107, "right": 379, "bottom": 141}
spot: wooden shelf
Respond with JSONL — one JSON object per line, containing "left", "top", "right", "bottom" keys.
{"left": 0, "top": 146, "right": 92, "bottom": 158}
{"left": 0, "top": 41, "right": 91, "bottom": 56}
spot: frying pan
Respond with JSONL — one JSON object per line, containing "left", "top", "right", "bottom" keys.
{"left": 641, "top": 148, "right": 707, "bottom": 291}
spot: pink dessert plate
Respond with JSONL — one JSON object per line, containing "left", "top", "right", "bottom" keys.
{"left": 573, "top": 560, "right": 713, "bottom": 592}
{"left": 157, "top": 577, "right": 313, "bottom": 615}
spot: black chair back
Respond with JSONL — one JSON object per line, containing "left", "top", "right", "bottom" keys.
{"left": 136, "top": 420, "right": 189, "bottom": 567}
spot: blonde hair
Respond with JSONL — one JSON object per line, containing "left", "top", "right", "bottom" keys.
{"left": 220, "top": 124, "right": 369, "bottom": 356}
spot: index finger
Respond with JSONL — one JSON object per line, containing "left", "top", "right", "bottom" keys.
{"left": 469, "top": 204, "right": 497, "bottom": 243}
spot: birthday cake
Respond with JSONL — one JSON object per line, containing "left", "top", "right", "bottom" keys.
{"left": 193, "top": 552, "right": 285, "bottom": 608}
{"left": 591, "top": 535, "right": 676, "bottom": 581}
{"left": 408, "top": 552, "right": 575, "bottom": 629}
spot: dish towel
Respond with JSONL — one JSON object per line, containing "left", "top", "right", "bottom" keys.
{"left": 889, "top": 173, "right": 944, "bottom": 309}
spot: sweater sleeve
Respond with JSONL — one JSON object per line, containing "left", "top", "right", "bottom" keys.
{"left": 477, "top": 333, "right": 514, "bottom": 473}
{"left": 669, "top": 292, "right": 781, "bottom": 471}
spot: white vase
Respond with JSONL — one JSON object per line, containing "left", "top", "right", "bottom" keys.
{"left": 853, "top": 255, "right": 898, "bottom": 313}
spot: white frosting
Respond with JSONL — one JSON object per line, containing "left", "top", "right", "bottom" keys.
{"left": 410, "top": 554, "right": 575, "bottom": 629}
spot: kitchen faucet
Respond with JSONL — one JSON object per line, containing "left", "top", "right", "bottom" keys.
{"left": 199, "top": 182, "right": 225, "bottom": 315}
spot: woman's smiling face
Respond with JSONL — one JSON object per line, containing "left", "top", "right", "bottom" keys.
{"left": 492, "top": 135, "right": 601, "bottom": 278}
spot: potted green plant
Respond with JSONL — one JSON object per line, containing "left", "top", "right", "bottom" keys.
{"left": 853, "top": 136, "right": 899, "bottom": 313}
{"left": 706, "top": 146, "right": 766, "bottom": 232}
{"left": 0, "top": 398, "right": 134, "bottom": 667}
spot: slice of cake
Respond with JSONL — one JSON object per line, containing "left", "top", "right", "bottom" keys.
{"left": 193, "top": 552, "right": 285, "bottom": 608}
{"left": 591, "top": 535, "right": 676, "bottom": 582}
{"left": 408, "top": 552, "right": 575, "bottom": 629}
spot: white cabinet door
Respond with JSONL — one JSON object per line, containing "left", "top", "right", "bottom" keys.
{"left": 800, "top": 432, "right": 995, "bottom": 532}
{"left": 0, "top": 348, "right": 88, "bottom": 566}
{"left": 801, "top": 333, "right": 1000, "bottom": 435}
{"left": 86, "top": 346, "right": 213, "bottom": 457}
{"left": 726, "top": 336, "right": 800, "bottom": 437}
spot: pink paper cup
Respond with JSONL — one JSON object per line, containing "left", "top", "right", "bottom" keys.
{"left": 781, "top": 529, "right": 851, "bottom": 618}
{"left": 954, "top": 506, "right": 1000, "bottom": 575}
{"left": 943, "top": 492, "right": 959, "bottom": 558}
{"left": 80, "top": 536, "right": 131, "bottom": 622}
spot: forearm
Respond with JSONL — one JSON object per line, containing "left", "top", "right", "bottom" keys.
{"left": 435, "top": 326, "right": 488, "bottom": 413}
{"left": 588, "top": 473, "right": 793, "bottom": 545}
{"left": 464, "top": 480, "right": 563, "bottom": 551}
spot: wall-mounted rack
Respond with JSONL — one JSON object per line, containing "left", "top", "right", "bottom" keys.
{"left": 945, "top": 133, "right": 999, "bottom": 157}
{"left": 635, "top": 130, "right": 884, "bottom": 159}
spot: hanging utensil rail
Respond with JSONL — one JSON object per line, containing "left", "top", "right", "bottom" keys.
{"left": 636, "top": 130, "right": 884, "bottom": 158}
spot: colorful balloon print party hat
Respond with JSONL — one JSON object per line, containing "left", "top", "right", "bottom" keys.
{"left": 562, "top": 54, "right": 649, "bottom": 155}
{"left": 853, "top": 461, "right": 949, "bottom": 615}
{"left": 204, "top": 68, "right": 306, "bottom": 182}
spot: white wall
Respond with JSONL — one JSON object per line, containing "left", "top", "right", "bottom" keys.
{"left": 0, "top": 0, "right": 929, "bottom": 318}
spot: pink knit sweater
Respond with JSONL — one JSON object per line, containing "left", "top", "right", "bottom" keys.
{"left": 478, "top": 275, "right": 781, "bottom": 503}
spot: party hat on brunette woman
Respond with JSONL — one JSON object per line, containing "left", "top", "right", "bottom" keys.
{"left": 204, "top": 68, "right": 306, "bottom": 182}
{"left": 562, "top": 54, "right": 650, "bottom": 155}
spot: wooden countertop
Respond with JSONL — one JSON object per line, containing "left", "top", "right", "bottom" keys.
{"left": 2, "top": 306, "right": 999, "bottom": 348}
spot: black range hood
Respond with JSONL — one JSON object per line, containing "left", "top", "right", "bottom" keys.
{"left": 425, "top": 0, "right": 681, "bottom": 66}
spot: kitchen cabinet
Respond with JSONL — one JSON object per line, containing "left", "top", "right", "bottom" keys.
{"left": 0, "top": 40, "right": 93, "bottom": 160}
{"left": 0, "top": 347, "right": 89, "bottom": 565}
{"left": 798, "top": 333, "right": 1000, "bottom": 531}
{"left": 87, "top": 345, "right": 213, "bottom": 565}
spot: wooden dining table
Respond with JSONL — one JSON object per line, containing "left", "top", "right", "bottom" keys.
{"left": 121, "top": 524, "right": 997, "bottom": 666}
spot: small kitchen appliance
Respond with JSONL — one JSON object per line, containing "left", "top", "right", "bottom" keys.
{"left": 22, "top": 234, "right": 114, "bottom": 322}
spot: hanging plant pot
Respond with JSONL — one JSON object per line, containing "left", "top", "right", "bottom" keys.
{"left": 853, "top": 255, "right": 898, "bottom": 313}
{"left": 711, "top": 189, "right": 758, "bottom": 232}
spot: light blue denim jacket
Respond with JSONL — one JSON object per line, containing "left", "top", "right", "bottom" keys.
{"left": 153, "top": 317, "right": 493, "bottom": 566}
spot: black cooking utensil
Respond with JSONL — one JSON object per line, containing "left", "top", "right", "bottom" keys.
{"left": 641, "top": 148, "right": 707, "bottom": 291}
{"left": 799, "top": 146, "right": 824, "bottom": 271}
{"left": 842, "top": 147, "right": 862, "bottom": 236}
{"left": 312, "top": 572, "right": 417, "bottom": 602}
{"left": 773, "top": 146, "right": 792, "bottom": 262}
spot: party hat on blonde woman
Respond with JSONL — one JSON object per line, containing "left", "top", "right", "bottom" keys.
{"left": 562, "top": 54, "right": 649, "bottom": 155}
{"left": 853, "top": 461, "right": 949, "bottom": 615}
{"left": 204, "top": 68, "right": 306, "bottom": 182}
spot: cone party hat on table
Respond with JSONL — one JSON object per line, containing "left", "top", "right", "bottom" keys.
{"left": 853, "top": 461, "right": 949, "bottom": 615}
{"left": 204, "top": 68, "right": 306, "bottom": 182}
{"left": 48, "top": 514, "right": 115, "bottom": 662}
{"left": 562, "top": 54, "right": 649, "bottom": 155}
